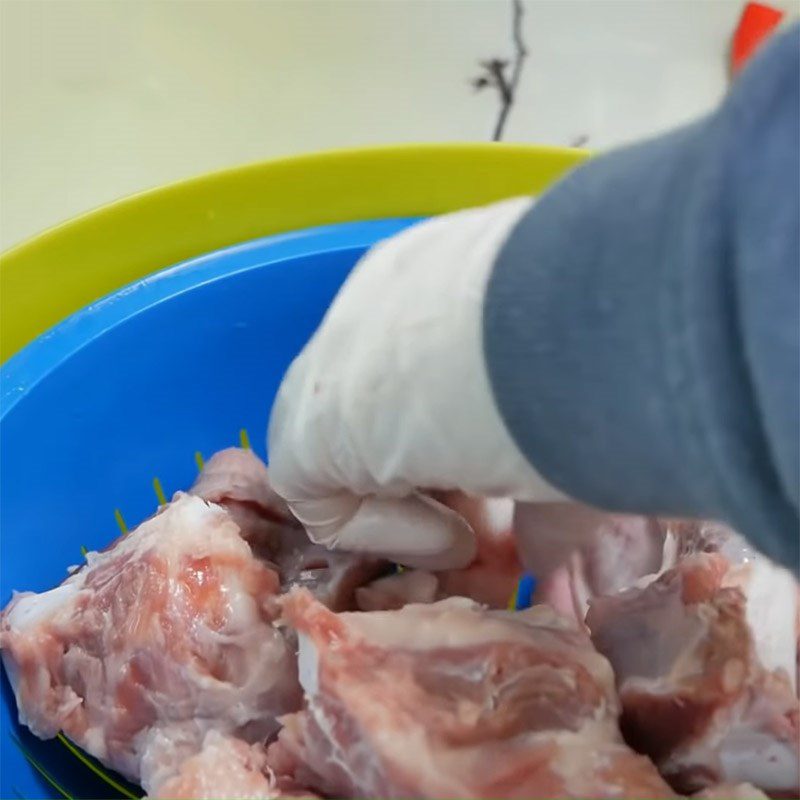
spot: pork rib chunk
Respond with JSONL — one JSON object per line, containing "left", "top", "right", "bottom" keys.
{"left": 191, "top": 448, "right": 387, "bottom": 610}
{"left": 149, "top": 731, "right": 318, "bottom": 800}
{"left": 0, "top": 494, "right": 301, "bottom": 792}
{"left": 587, "top": 524, "right": 799, "bottom": 795}
{"left": 272, "top": 589, "right": 674, "bottom": 799}
{"left": 513, "top": 503, "right": 667, "bottom": 622}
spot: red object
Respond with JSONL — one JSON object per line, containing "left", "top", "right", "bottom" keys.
{"left": 730, "top": 2, "right": 785, "bottom": 74}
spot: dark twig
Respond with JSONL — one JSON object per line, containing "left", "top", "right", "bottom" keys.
{"left": 496, "top": 0, "right": 528, "bottom": 141}
{"left": 472, "top": 0, "right": 528, "bottom": 141}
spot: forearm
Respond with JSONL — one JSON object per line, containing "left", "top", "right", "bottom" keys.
{"left": 484, "top": 27, "right": 799, "bottom": 568}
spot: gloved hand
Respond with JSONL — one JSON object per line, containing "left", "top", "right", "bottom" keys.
{"left": 267, "top": 197, "right": 567, "bottom": 570}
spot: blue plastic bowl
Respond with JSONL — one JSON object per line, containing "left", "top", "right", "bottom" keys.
{"left": 0, "top": 218, "right": 420, "bottom": 799}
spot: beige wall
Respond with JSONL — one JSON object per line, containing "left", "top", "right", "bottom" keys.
{"left": 1, "top": 0, "right": 795, "bottom": 249}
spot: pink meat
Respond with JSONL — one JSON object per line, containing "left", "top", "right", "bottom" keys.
{"left": 587, "top": 525, "right": 799, "bottom": 795}
{"left": 433, "top": 493, "right": 523, "bottom": 608}
{"left": 149, "top": 731, "right": 318, "bottom": 800}
{"left": 693, "top": 784, "right": 769, "bottom": 799}
{"left": 273, "top": 530, "right": 389, "bottom": 613}
{"left": 0, "top": 494, "right": 301, "bottom": 792}
{"left": 356, "top": 569, "right": 440, "bottom": 611}
{"left": 272, "top": 589, "right": 675, "bottom": 799}
{"left": 190, "top": 447, "right": 296, "bottom": 538}
{"left": 514, "top": 503, "right": 666, "bottom": 622}
{"left": 191, "top": 448, "right": 387, "bottom": 611}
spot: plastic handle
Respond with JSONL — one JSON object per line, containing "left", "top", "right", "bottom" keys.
{"left": 730, "top": 2, "right": 785, "bottom": 75}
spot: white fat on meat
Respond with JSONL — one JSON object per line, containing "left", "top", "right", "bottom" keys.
{"left": 723, "top": 537, "right": 796, "bottom": 693}
{"left": 272, "top": 589, "right": 675, "bottom": 799}
{"left": 0, "top": 493, "right": 301, "bottom": 793}
{"left": 657, "top": 523, "right": 797, "bottom": 691}
{"left": 355, "top": 570, "right": 440, "bottom": 611}
{"left": 692, "top": 783, "right": 769, "bottom": 799}
{"left": 148, "top": 731, "right": 319, "bottom": 800}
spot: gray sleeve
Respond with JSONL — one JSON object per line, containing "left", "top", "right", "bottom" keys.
{"left": 483, "top": 27, "right": 799, "bottom": 570}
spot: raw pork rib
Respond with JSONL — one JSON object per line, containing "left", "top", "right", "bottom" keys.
{"left": 271, "top": 589, "right": 675, "bottom": 799}
{"left": 0, "top": 494, "right": 301, "bottom": 793}
{"left": 190, "top": 446, "right": 300, "bottom": 557}
{"left": 149, "top": 731, "right": 317, "bottom": 800}
{"left": 192, "top": 448, "right": 387, "bottom": 611}
{"left": 587, "top": 523, "right": 799, "bottom": 795}
{"left": 514, "top": 503, "right": 666, "bottom": 622}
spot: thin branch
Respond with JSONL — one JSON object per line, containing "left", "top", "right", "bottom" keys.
{"left": 472, "top": 0, "right": 528, "bottom": 142}
{"left": 493, "top": 0, "right": 528, "bottom": 141}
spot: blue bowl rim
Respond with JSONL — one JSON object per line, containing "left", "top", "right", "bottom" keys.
{"left": 0, "top": 218, "right": 422, "bottom": 419}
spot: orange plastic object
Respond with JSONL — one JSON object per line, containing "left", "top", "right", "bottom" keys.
{"left": 730, "top": 2, "right": 785, "bottom": 74}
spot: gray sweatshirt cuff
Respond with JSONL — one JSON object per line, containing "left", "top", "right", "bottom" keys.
{"left": 483, "top": 29, "right": 799, "bottom": 570}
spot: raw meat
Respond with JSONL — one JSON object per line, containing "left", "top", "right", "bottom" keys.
{"left": 149, "top": 731, "right": 278, "bottom": 799}
{"left": 6, "top": 440, "right": 796, "bottom": 799}
{"left": 433, "top": 493, "right": 523, "bottom": 608}
{"left": 190, "top": 446, "right": 300, "bottom": 558}
{"left": 356, "top": 569, "right": 440, "bottom": 611}
{"left": 191, "top": 448, "right": 388, "bottom": 610}
{"left": 0, "top": 494, "right": 301, "bottom": 793}
{"left": 271, "top": 589, "right": 675, "bottom": 799}
{"left": 149, "top": 731, "right": 318, "bottom": 799}
{"left": 587, "top": 523, "right": 800, "bottom": 795}
{"left": 693, "top": 784, "right": 769, "bottom": 799}
{"left": 514, "top": 503, "right": 666, "bottom": 622}
{"left": 274, "top": 530, "right": 389, "bottom": 613}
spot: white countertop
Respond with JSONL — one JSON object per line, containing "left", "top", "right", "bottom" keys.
{"left": 1, "top": 0, "right": 795, "bottom": 249}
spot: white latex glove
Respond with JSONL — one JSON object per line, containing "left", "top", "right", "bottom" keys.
{"left": 267, "top": 198, "right": 567, "bottom": 570}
